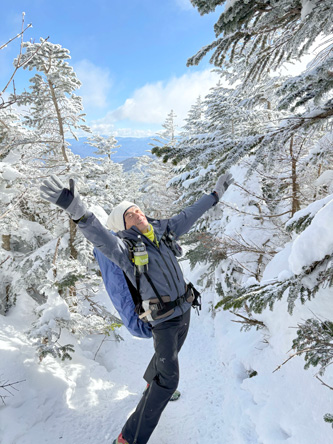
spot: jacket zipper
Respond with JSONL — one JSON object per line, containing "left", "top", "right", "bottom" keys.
{"left": 154, "top": 259, "right": 172, "bottom": 291}
{"left": 166, "top": 248, "right": 180, "bottom": 282}
{"left": 157, "top": 248, "right": 180, "bottom": 298}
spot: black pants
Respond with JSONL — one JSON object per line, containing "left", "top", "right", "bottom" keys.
{"left": 122, "top": 308, "right": 191, "bottom": 444}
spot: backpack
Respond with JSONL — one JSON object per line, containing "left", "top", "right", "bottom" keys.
{"left": 93, "top": 247, "right": 152, "bottom": 339}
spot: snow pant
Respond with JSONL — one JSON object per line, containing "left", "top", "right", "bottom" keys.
{"left": 121, "top": 307, "right": 191, "bottom": 444}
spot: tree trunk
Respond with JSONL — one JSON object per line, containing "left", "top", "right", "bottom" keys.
{"left": 69, "top": 219, "right": 78, "bottom": 260}
{"left": 48, "top": 80, "right": 69, "bottom": 163}
{"left": 289, "top": 136, "right": 300, "bottom": 216}
{"left": 2, "top": 234, "right": 10, "bottom": 251}
{"left": 1, "top": 235, "right": 11, "bottom": 314}
{"left": 48, "top": 80, "right": 80, "bottom": 303}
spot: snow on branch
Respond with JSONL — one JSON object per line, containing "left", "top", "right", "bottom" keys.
{"left": 188, "top": 0, "right": 333, "bottom": 83}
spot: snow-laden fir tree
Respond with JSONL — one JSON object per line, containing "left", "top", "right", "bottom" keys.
{"left": 184, "top": 1, "right": 333, "bottom": 401}
{"left": 189, "top": 0, "right": 333, "bottom": 83}
{"left": 86, "top": 134, "right": 119, "bottom": 160}
{"left": 150, "top": 109, "right": 178, "bottom": 150}
{"left": 154, "top": 71, "right": 287, "bottom": 204}
{"left": 0, "top": 42, "right": 129, "bottom": 360}
{"left": 179, "top": 96, "right": 204, "bottom": 137}
{"left": 153, "top": 73, "right": 288, "bottom": 299}
{"left": 157, "top": 7, "right": 333, "bottom": 388}
{"left": 188, "top": 0, "right": 333, "bottom": 147}
{"left": 13, "top": 39, "right": 91, "bottom": 162}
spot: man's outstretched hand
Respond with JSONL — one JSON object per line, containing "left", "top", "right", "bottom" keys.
{"left": 40, "top": 175, "right": 87, "bottom": 221}
{"left": 213, "top": 172, "right": 234, "bottom": 199}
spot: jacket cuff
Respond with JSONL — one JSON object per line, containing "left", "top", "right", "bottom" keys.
{"left": 211, "top": 191, "right": 219, "bottom": 206}
{"left": 73, "top": 211, "right": 92, "bottom": 224}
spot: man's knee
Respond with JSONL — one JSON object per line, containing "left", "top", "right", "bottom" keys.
{"left": 155, "top": 361, "right": 179, "bottom": 391}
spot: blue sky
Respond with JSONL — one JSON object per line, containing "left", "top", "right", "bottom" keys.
{"left": 1, "top": 0, "right": 224, "bottom": 137}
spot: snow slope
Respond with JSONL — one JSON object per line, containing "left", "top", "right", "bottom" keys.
{"left": 0, "top": 260, "right": 332, "bottom": 444}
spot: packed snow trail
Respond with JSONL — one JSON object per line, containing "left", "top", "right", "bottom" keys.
{"left": 149, "top": 291, "right": 259, "bottom": 444}
{"left": 0, "top": 289, "right": 258, "bottom": 444}
{"left": 1, "top": 268, "right": 332, "bottom": 443}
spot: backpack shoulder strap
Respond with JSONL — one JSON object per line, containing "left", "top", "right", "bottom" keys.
{"left": 122, "top": 236, "right": 166, "bottom": 308}
{"left": 122, "top": 238, "right": 134, "bottom": 261}
{"left": 160, "top": 228, "right": 183, "bottom": 257}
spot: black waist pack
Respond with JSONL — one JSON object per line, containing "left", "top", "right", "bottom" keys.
{"left": 187, "top": 282, "right": 202, "bottom": 314}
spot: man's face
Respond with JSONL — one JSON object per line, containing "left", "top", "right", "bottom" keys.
{"left": 124, "top": 206, "right": 149, "bottom": 232}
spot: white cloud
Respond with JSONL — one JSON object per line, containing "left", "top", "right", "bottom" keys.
{"left": 113, "top": 128, "right": 156, "bottom": 138}
{"left": 174, "top": 0, "right": 194, "bottom": 11}
{"left": 89, "top": 121, "right": 157, "bottom": 138}
{"left": 92, "top": 69, "right": 220, "bottom": 132}
{"left": 74, "top": 59, "right": 112, "bottom": 110}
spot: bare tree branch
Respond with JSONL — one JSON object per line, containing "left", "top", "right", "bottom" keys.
{"left": 230, "top": 311, "right": 266, "bottom": 328}
{"left": 0, "top": 256, "right": 10, "bottom": 268}
{"left": 315, "top": 375, "right": 333, "bottom": 391}
{"left": 0, "top": 23, "right": 32, "bottom": 51}
{"left": 0, "top": 378, "right": 25, "bottom": 405}
{"left": 0, "top": 13, "right": 49, "bottom": 103}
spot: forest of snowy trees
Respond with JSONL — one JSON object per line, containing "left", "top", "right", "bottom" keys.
{"left": 1, "top": 0, "right": 333, "bottom": 438}
{"left": 154, "top": 0, "right": 333, "bottom": 427}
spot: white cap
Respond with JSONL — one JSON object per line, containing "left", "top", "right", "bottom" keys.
{"left": 106, "top": 200, "right": 137, "bottom": 232}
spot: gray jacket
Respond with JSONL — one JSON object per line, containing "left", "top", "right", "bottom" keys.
{"left": 78, "top": 193, "right": 217, "bottom": 326}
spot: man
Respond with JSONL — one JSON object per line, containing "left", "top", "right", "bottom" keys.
{"left": 40, "top": 172, "right": 233, "bottom": 444}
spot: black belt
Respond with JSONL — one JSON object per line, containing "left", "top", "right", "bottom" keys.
{"left": 149, "top": 286, "right": 192, "bottom": 314}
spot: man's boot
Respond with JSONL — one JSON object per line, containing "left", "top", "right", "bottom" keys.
{"left": 112, "top": 433, "right": 129, "bottom": 444}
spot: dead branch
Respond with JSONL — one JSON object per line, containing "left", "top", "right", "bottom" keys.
{"left": 0, "top": 256, "right": 10, "bottom": 268}
{"left": 273, "top": 347, "right": 323, "bottom": 373}
{"left": 0, "top": 378, "right": 26, "bottom": 405}
{"left": 315, "top": 375, "right": 333, "bottom": 391}
{"left": 230, "top": 311, "right": 266, "bottom": 328}
{"left": 1, "top": 13, "right": 50, "bottom": 100}
{"left": 222, "top": 233, "right": 277, "bottom": 257}
{"left": 219, "top": 200, "right": 292, "bottom": 219}
{"left": 0, "top": 21, "right": 32, "bottom": 51}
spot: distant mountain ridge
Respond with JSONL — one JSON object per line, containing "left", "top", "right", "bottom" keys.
{"left": 68, "top": 136, "right": 153, "bottom": 163}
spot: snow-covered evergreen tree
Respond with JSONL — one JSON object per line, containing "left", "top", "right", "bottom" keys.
{"left": 180, "top": 96, "right": 204, "bottom": 137}
{"left": 150, "top": 109, "right": 178, "bottom": 150}
{"left": 0, "top": 41, "right": 128, "bottom": 360}
{"left": 189, "top": 0, "right": 333, "bottom": 82}
{"left": 86, "top": 134, "right": 119, "bottom": 160}
{"left": 189, "top": 0, "right": 333, "bottom": 146}
{"left": 13, "top": 39, "right": 91, "bottom": 163}
{"left": 153, "top": 3, "right": 333, "bottom": 395}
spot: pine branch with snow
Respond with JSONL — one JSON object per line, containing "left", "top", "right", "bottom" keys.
{"left": 291, "top": 317, "right": 333, "bottom": 376}
{"left": 189, "top": 0, "right": 333, "bottom": 84}
{"left": 324, "top": 413, "right": 333, "bottom": 429}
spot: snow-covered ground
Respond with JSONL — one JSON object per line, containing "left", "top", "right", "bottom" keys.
{"left": 0, "top": 260, "right": 332, "bottom": 444}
